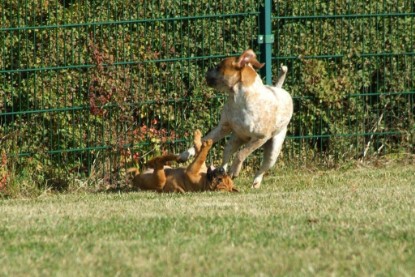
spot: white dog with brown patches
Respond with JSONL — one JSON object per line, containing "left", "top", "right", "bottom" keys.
{"left": 179, "top": 49, "right": 293, "bottom": 188}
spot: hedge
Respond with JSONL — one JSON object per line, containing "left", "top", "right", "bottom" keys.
{"left": 0, "top": 0, "right": 413, "bottom": 194}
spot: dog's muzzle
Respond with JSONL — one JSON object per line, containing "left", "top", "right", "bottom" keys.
{"left": 216, "top": 166, "right": 225, "bottom": 176}
{"left": 205, "top": 68, "right": 217, "bottom": 87}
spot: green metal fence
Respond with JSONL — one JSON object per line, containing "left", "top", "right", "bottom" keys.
{"left": 1, "top": 0, "right": 414, "bottom": 188}
{"left": 271, "top": 1, "right": 414, "bottom": 165}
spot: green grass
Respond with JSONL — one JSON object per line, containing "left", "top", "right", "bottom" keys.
{"left": 1, "top": 163, "right": 414, "bottom": 276}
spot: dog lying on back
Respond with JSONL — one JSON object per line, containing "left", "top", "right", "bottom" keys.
{"left": 128, "top": 130, "right": 238, "bottom": 193}
{"left": 179, "top": 49, "right": 293, "bottom": 189}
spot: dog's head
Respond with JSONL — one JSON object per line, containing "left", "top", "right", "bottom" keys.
{"left": 205, "top": 49, "right": 264, "bottom": 92}
{"left": 206, "top": 166, "right": 238, "bottom": 192}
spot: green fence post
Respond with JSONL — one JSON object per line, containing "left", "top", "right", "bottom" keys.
{"left": 258, "top": 0, "right": 274, "bottom": 85}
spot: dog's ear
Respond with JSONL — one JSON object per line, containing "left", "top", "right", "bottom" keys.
{"left": 240, "top": 66, "right": 258, "bottom": 87}
{"left": 251, "top": 59, "right": 265, "bottom": 70}
{"left": 235, "top": 49, "right": 265, "bottom": 70}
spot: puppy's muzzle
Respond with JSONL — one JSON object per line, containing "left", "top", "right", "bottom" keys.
{"left": 207, "top": 166, "right": 227, "bottom": 182}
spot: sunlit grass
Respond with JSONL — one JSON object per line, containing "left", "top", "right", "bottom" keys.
{"left": 1, "top": 163, "right": 414, "bottom": 276}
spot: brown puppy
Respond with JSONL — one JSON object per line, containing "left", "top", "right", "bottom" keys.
{"left": 129, "top": 130, "right": 238, "bottom": 193}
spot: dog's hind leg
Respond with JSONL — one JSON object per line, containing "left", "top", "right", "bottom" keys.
{"left": 252, "top": 127, "right": 287, "bottom": 188}
{"left": 145, "top": 154, "right": 178, "bottom": 192}
{"left": 178, "top": 121, "right": 231, "bottom": 163}
{"left": 146, "top": 154, "right": 178, "bottom": 168}
{"left": 221, "top": 134, "right": 245, "bottom": 171}
{"left": 228, "top": 137, "right": 269, "bottom": 179}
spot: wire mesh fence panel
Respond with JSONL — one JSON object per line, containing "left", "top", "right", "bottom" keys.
{"left": 1, "top": 0, "right": 414, "bottom": 190}
{"left": 0, "top": 0, "right": 259, "bottom": 189}
{"left": 273, "top": 0, "right": 414, "bottom": 165}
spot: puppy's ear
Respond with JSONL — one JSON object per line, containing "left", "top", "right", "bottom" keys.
{"left": 235, "top": 49, "right": 265, "bottom": 70}
{"left": 231, "top": 187, "right": 239, "bottom": 192}
{"left": 207, "top": 165, "right": 215, "bottom": 181}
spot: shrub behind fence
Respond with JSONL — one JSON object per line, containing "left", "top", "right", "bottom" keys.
{"left": 1, "top": 0, "right": 414, "bottom": 191}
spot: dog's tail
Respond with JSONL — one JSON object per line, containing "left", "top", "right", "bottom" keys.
{"left": 276, "top": 65, "right": 288, "bottom": 88}
{"left": 126, "top": 167, "right": 140, "bottom": 177}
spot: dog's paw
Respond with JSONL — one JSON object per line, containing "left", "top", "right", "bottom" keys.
{"left": 177, "top": 148, "right": 195, "bottom": 163}
{"left": 177, "top": 153, "right": 189, "bottom": 163}
{"left": 252, "top": 182, "right": 261, "bottom": 189}
{"left": 252, "top": 175, "right": 263, "bottom": 189}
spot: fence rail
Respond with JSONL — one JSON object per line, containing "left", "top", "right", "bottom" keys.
{"left": 1, "top": 0, "right": 414, "bottom": 189}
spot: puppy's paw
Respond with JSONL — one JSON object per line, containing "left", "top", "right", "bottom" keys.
{"left": 145, "top": 157, "right": 160, "bottom": 168}
{"left": 194, "top": 129, "right": 202, "bottom": 140}
{"left": 203, "top": 139, "right": 213, "bottom": 148}
{"left": 193, "top": 130, "right": 203, "bottom": 153}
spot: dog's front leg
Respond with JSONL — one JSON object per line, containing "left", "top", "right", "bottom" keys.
{"left": 177, "top": 123, "right": 231, "bottom": 162}
{"left": 228, "top": 137, "right": 269, "bottom": 179}
{"left": 221, "top": 134, "right": 245, "bottom": 172}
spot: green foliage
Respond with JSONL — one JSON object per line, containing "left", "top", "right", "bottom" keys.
{"left": 1, "top": 0, "right": 414, "bottom": 192}
{"left": 274, "top": 0, "right": 414, "bottom": 162}
{"left": 0, "top": 0, "right": 258, "bottom": 192}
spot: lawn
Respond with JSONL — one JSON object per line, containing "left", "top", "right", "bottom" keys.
{"left": 1, "top": 163, "right": 414, "bottom": 276}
